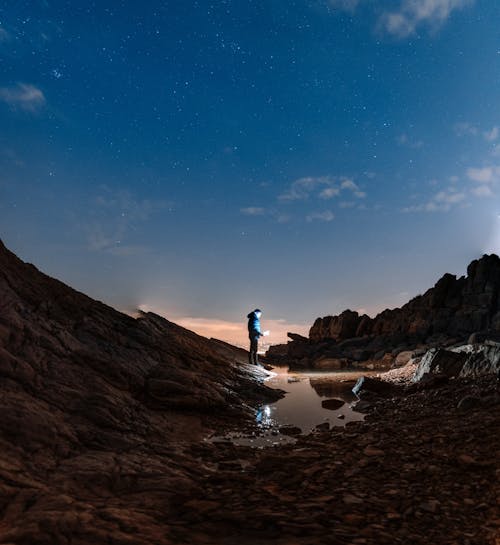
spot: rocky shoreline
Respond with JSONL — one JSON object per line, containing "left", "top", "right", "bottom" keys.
{"left": 167, "top": 374, "right": 500, "bottom": 545}
{"left": 1, "top": 239, "right": 499, "bottom": 544}
{"left": 268, "top": 254, "right": 500, "bottom": 372}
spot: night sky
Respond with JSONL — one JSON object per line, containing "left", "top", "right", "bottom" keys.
{"left": 1, "top": 1, "right": 499, "bottom": 345}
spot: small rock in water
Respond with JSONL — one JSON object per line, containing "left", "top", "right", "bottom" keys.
{"left": 279, "top": 425, "right": 302, "bottom": 436}
{"left": 315, "top": 422, "right": 330, "bottom": 431}
{"left": 337, "top": 414, "right": 345, "bottom": 420}
{"left": 321, "top": 398, "right": 345, "bottom": 410}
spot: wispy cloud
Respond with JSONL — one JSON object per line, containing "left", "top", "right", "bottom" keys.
{"left": 471, "top": 185, "right": 493, "bottom": 197}
{"left": 380, "top": 0, "right": 473, "bottom": 38}
{"left": 240, "top": 206, "right": 266, "bottom": 216}
{"left": 466, "top": 166, "right": 500, "bottom": 184}
{"left": 306, "top": 210, "right": 335, "bottom": 222}
{"left": 454, "top": 122, "right": 479, "bottom": 137}
{"left": 84, "top": 188, "right": 170, "bottom": 255}
{"left": 0, "top": 26, "right": 9, "bottom": 42}
{"left": 484, "top": 126, "right": 499, "bottom": 142}
{"left": 397, "top": 133, "right": 424, "bottom": 149}
{"left": 340, "top": 179, "right": 366, "bottom": 198}
{"left": 0, "top": 83, "right": 46, "bottom": 112}
{"left": 279, "top": 176, "right": 366, "bottom": 202}
{"left": 403, "top": 186, "right": 466, "bottom": 212}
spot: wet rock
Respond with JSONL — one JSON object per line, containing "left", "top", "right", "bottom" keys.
{"left": 413, "top": 349, "right": 467, "bottom": 381}
{"left": 352, "top": 376, "right": 397, "bottom": 397}
{"left": 321, "top": 399, "right": 345, "bottom": 411}
{"left": 279, "top": 426, "right": 302, "bottom": 436}
{"left": 315, "top": 422, "right": 330, "bottom": 431}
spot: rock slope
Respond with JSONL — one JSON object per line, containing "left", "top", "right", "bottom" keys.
{"left": 0, "top": 239, "right": 277, "bottom": 544}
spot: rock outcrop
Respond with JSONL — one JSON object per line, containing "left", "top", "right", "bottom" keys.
{"left": 413, "top": 341, "right": 500, "bottom": 381}
{"left": 0, "top": 239, "right": 277, "bottom": 545}
{"left": 270, "top": 254, "right": 500, "bottom": 369}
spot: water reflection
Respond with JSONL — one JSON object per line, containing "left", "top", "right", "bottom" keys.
{"left": 210, "top": 366, "right": 374, "bottom": 447}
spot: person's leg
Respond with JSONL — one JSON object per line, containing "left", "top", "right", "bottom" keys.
{"left": 250, "top": 337, "right": 258, "bottom": 364}
{"left": 248, "top": 338, "right": 254, "bottom": 364}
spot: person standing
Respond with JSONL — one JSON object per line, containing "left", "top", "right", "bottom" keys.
{"left": 247, "top": 308, "right": 264, "bottom": 365}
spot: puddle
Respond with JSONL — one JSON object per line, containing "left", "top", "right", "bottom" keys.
{"left": 210, "top": 365, "right": 377, "bottom": 448}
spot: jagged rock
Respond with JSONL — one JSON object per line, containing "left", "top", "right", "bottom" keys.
{"left": 287, "top": 332, "right": 309, "bottom": 342}
{"left": 413, "top": 349, "right": 468, "bottom": 381}
{"left": 413, "top": 343, "right": 500, "bottom": 381}
{"left": 290, "top": 254, "right": 500, "bottom": 370}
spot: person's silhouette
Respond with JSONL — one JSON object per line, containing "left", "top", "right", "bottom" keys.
{"left": 247, "top": 308, "right": 263, "bottom": 365}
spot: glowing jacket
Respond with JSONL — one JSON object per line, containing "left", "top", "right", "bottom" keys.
{"left": 247, "top": 311, "right": 262, "bottom": 339}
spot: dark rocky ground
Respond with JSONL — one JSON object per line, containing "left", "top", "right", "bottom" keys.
{"left": 167, "top": 375, "right": 500, "bottom": 545}
{"left": 1, "top": 240, "right": 499, "bottom": 544}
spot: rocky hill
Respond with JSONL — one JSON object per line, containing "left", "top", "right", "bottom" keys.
{"left": 0, "top": 239, "right": 277, "bottom": 544}
{"left": 274, "top": 254, "right": 500, "bottom": 369}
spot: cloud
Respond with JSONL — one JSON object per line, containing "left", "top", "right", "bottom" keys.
{"left": 472, "top": 185, "right": 493, "bottom": 197}
{"left": 403, "top": 186, "right": 466, "bottom": 212}
{"left": 85, "top": 188, "right": 170, "bottom": 254}
{"left": 279, "top": 176, "right": 366, "bottom": 202}
{"left": 279, "top": 176, "right": 331, "bottom": 201}
{"left": 398, "top": 133, "right": 424, "bottom": 148}
{"left": 0, "top": 27, "right": 9, "bottom": 42}
{"left": 240, "top": 206, "right": 266, "bottom": 216}
{"left": 0, "top": 83, "right": 46, "bottom": 112}
{"left": 318, "top": 187, "right": 340, "bottom": 199}
{"left": 380, "top": 0, "right": 473, "bottom": 38}
{"left": 306, "top": 210, "right": 335, "bottom": 222}
{"left": 466, "top": 166, "right": 500, "bottom": 184}
{"left": 484, "top": 126, "right": 499, "bottom": 142}
{"left": 341, "top": 178, "right": 366, "bottom": 198}
{"left": 454, "top": 122, "right": 479, "bottom": 137}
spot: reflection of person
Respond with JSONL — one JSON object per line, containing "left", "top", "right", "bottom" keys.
{"left": 247, "top": 308, "right": 263, "bottom": 365}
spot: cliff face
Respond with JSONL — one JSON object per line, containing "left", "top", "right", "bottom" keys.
{"left": 0, "top": 240, "right": 275, "bottom": 544}
{"left": 275, "top": 254, "right": 500, "bottom": 369}
{"left": 310, "top": 254, "right": 500, "bottom": 343}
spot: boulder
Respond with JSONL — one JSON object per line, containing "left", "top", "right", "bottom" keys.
{"left": 394, "top": 350, "right": 414, "bottom": 368}
{"left": 413, "top": 349, "right": 467, "bottom": 382}
{"left": 413, "top": 343, "right": 500, "bottom": 381}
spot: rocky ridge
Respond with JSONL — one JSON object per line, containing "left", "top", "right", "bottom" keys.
{"left": 273, "top": 254, "right": 500, "bottom": 370}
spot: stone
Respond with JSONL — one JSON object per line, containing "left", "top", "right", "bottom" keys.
{"left": 413, "top": 349, "right": 467, "bottom": 381}
{"left": 315, "top": 422, "right": 330, "bottom": 431}
{"left": 394, "top": 351, "right": 413, "bottom": 368}
{"left": 321, "top": 399, "right": 345, "bottom": 411}
{"left": 352, "top": 376, "right": 397, "bottom": 397}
